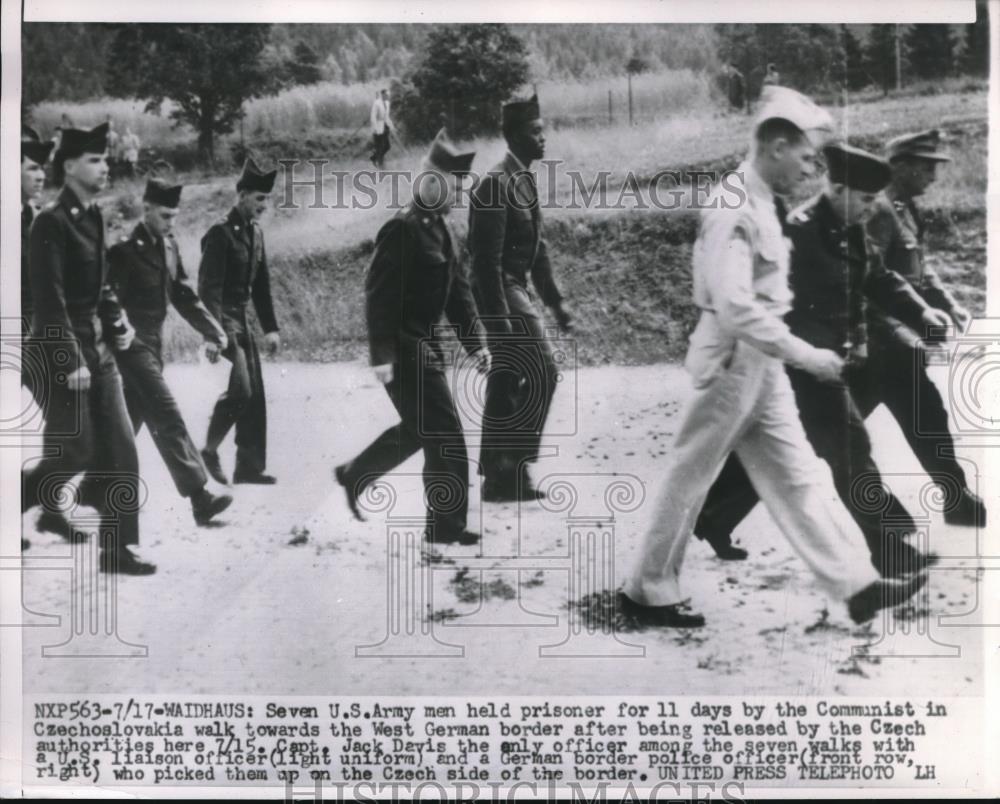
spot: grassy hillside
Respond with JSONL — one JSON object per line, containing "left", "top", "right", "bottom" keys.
{"left": 98, "top": 88, "right": 986, "bottom": 365}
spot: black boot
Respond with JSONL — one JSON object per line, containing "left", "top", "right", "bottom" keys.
{"left": 191, "top": 487, "right": 233, "bottom": 526}
{"left": 617, "top": 591, "right": 706, "bottom": 628}
{"left": 944, "top": 488, "right": 986, "bottom": 527}
{"left": 847, "top": 572, "right": 927, "bottom": 624}
{"left": 695, "top": 532, "right": 748, "bottom": 561}
{"left": 36, "top": 510, "right": 85, "bottom": 542}
{"left": 99, "top": 546, "right": 156, "bottom": 576}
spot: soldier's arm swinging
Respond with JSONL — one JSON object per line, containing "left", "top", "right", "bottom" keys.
{"left": 444, "top": 254, "right": 487, "bottom": 359}
{"left": 469, "top": 175, "right": 513, "bottom": 334}
{"left": 29, "top": 213, "right": 87, "bottom": 384}
{"left": 197, "top": 225, "right": 228, "bottom": 327}
{"left": 365, "top": 218, "right": 406, "bottom": 370}
{"left": 251, "top": 237, "right": 280, "bottom": 337}
{"left": 171, "top": 247, "right": 227, "bottom": 348}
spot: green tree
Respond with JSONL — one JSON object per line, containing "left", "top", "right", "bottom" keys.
{"left": 961, "top": 0, "right": 990, "bottom": 76}
{"left": 396, "top": 23, "right": 530, "bottom": 141}
{"left": 904, "top": 24, "right": 955, "bottom": 80}
{"left": 106, "top": 23, "right": 275, "bottom": 163}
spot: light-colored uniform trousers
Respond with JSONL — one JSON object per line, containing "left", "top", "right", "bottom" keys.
{"left": 623, "top": 338, "right": 880, "bottom": 607}
{"left": 624, "top": 162, "right": 880, "bottom": 608}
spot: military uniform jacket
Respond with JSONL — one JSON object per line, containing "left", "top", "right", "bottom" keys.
{"left": 108, "top": 221, "right": 225, "bottom": 348}
{"left": 365, "top": 204, "right": 485, "bottom": 367}
{"left": 22, "top": 200, "right": 40, "bottom": 337}
{"left": 865, "top": 191, "right": 958, "bottom": 345}
{"left": 197, "top": 207, "right": 279, "bottom": 336}
{"left": 468, "top": 153, "right": 562, "bottom": 329}
{"left": 29, "top": 185, "right": 124, "bottom": 373}
{"left": 784, "top": 194, "right": 928, "bottom": 356}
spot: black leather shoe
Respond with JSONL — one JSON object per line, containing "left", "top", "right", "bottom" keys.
{"left": 233, "top": 470, "right": 277, "bottom": 485}
{"left": 617, "top": 591, "right": 706, "bottom": 628}
{"left": 847, "top": 572, "right": 927, "bottom": 624}
{"left": 191, "top": 488, "right": 233, "bottom": 526}
{"left": 424, "top": 528, "right": 480, "bottom": 546}
{"left": 99, "top": 547, "right": 157, "bottom": 576}
{"left": 944, "top": 488, "right": 987, "bottom": 527}
{"left": 696, "top": 534, "right": 749, "bottom": 561}
{"left": 201, "top": 448, "right": 229, "bottom": 485}
{"left": 333, "top": 465, "right": 365, "bottom": 521}
{"left": 36, "top": 510, "right": 86, "bottom": 542}
{"left": 875, "top": 538, "right": 936, "bottom": 578}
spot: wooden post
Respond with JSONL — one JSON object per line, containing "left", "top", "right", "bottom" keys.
{"left": 627, "top": 73, "right": 634, "bottom": 126}
{"left": 608, "top": 89, "right": 613, "bottom": 124}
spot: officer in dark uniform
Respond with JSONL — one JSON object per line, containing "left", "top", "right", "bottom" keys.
{"left": 468, "top": 94, "right": 572, "bottom": 502}
{"left": 20, "top": 128, "right": 54, "bottom": 402}
{"left": 693, "top": 143, "right": 952, "bottom": 577}
{"left": 335, "top": 131, "right": 490, "bottom": 545}
{"left": 857, "top": 129, "right": 985, "bottom": 527}
{"left": 19, "top": 128, "right": 54, "bottom": 551}
{"left": 108, "top": 177, "right": 233, "bottom": 525}
{"left": 22, "top": 123, "right": 155, "bottom": 575}
{"left": 198, "top": 158, "right": 281, "bottom": 486}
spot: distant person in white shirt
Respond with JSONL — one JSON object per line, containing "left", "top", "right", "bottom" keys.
{"left": 121, "top": 126, "right": 141, "bottom": 177}
{"left": 370, "top": 89, "right": 393, "bottom": 169}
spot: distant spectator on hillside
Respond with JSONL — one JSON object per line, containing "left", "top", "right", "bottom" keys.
{"left": 121, "top": 126, "right": 141, "bottom": 177}
{"left": 370, "top": 89, "right": 394, "bottom": 169}
{"left": 106, "top": 115, "right": 121, "bottom": 158}
{"left": 725, "top": 62, "right": 745, "bottom": 112}
{"left": 763, "top": 63, "right": 781, "bottom": 87}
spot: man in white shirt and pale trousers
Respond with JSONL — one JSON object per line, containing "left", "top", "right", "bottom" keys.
{"left": 621, "top": 87, "right": 927, "bottom": 628}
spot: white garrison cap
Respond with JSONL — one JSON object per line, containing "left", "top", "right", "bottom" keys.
{"left": 753, "top": 85, "right": 834, "bottom": 147}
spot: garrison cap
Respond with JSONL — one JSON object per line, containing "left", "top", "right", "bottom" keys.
{"left": 754, "top": 86, "right": 834, "bottom": 147}
{"left": 55, "top": 122, "right": 109, "bottom": 160}
{"left": 426, "top": 128, "right": 475, "bottom": 175}
{"left": 823, "top": 142, "right": 892, "bottom": 193}
{"left": 22, "top": 129, "right": 54, "bottom": 166}
{"left": 502, "top": 93, "right": 541, "bottom": 130}
{"left": 236, "top": 157, "right": 277, "bottom": 193}
{"left": 143, "top": 177, "right": 183, "bottom": 208}
{"left": 886, "top": 129, "right": 952, "bottom": 163}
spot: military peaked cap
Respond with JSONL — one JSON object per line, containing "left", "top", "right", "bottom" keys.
{"left": 502, "top": 93, "right": 541, "bottom": 130}
{"left": 426, "top": 129, "right": 475, "bottom": 175}
{"left": 143, "top": 177, "right": 183, "bottom": 208}
{"left": 886, "top": 129, "right": 952, "bottom": 163}
{"left": 823, "top": 142, "right": 892, "bottom": 193}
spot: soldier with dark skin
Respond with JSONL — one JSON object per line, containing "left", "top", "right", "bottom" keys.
{"left": 335, "top": 131, "right": 491, "bottom": 545}
{"left": 22, "top": 123, "right": 155, "bottom": 575}
{"left": 198, "top": 158, "right": 282, "bottom": 486}
{"left": 468, "top": 94, "right": 573, "bottom": 502}
{"left": 856, "top": 129, "right": 985, "bottom": 527}
{"left": 692, "top": 143, "right": 952, "bottom": 578}
{"left": 108, "top": 178, "right": 233, "bottom": 525}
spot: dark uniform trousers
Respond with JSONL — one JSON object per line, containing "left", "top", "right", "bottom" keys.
{"left": 198, "top": 207, "right": 279, "bottom": 476}
{"left": 21, "top": 202, "right": 44, "bottom": 405}
{"left": 22, "top": 186, "right": 141, "bottom": 547}
{"left": 109, "top": 222, "right": 225, "bottom": 497}
{"left": 859, "top": 192, "right": 969, "bottom": 499}
{"left": 342, "top": 204, "right": 485, "bottom": 536}
{"left": 469, "top": 154, "right": 563, "bottom": 483}
{"left": 694, "top": 194, "right": 931, "bottom": 569}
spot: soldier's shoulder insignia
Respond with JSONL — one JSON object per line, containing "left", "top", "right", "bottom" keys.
{"left": 120, "top": 234, "right": 129, "bottom": 242}
{"left": 44, "top": 200, "right": 58, "bottom": 210}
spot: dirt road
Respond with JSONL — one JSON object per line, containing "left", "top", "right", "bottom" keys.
{"left": 21, "top": 361, "right": 987, "bottom": 696}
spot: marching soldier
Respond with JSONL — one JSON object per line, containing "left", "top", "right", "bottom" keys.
{"left": 692, "top": 143, "right": 952, "bottom": 576}
{"left": 20, "top": 127, "right": 54, "bottom": 551}
{"left": 857, "top": 130, "right": 986, "bottom": 526}
{"left": 198, "top": 158, "right": 281, "bottom": 486}
{"left": 22, "top": 122, "right": 155, "bottom": 575}
{"left": 20, "top": 127, "right": 54, "bottom": 401}
{"left": 334, "top": 131, "right": 490, "bottom": 545}
{"left": 468, "top": 94, "right": 572, "bottom": 502}
{"left": 620, "top": 90, "right": 925, "bottom": 628}
{"left": 108, "top": 177, "right": 233, "bottom": 525}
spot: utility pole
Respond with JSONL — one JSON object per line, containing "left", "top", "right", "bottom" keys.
{"left": 608, "top": 89, "right": 613, "bottom": 125}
